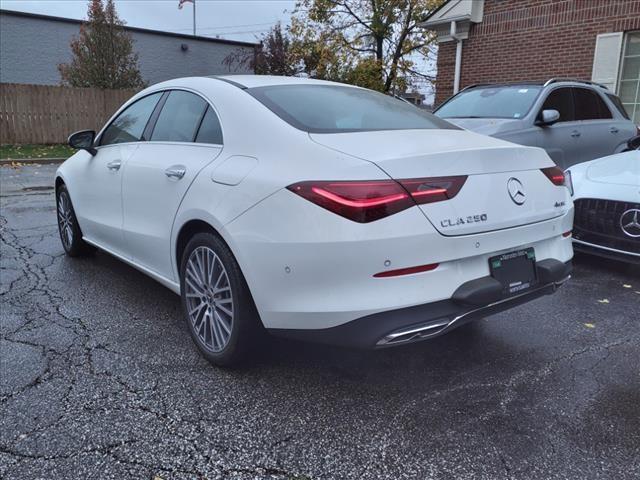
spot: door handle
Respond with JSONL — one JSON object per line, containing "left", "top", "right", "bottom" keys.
{"left": 106, "top": 160, "right": 121, "bottom": 171}
{"left": 570, "top": 130, "right": 581, "bottom": 138}
{"left": 165, "top": 165, "right": 186, "bottom": 180}
{"left": 610, "top": 127, "right": 619, "bottom": 134}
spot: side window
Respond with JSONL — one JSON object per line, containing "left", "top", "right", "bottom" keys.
{"left": 195, "top": 107, "right": 223, "bottom": 144}
{"left": 100, "top": 93, "right": 163, "bottom": 146}
{"left": 606, "top": 93, "right": 631, "bottom": 120}
{"left": 540, "top": 88, "right": 574, "bottom": 122}
{"left": 150, "top": 91, "right": 207, "bottom": 142}
{"left": 573, "top": 88, "right": 612, "bottom": 120}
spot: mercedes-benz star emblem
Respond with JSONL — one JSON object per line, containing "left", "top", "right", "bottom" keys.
{"left": 507, "top": 178, "right": 526, "bottom": 205}
{"left": 620, "top": 208, "right": 640, "bottom": 238}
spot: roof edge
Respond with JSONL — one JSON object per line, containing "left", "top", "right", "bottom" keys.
{"left": 420, "top": 0, "right": 451, "bottom": 24}
{"left": 420, "top": 0, "right": 484, "bottom": 28}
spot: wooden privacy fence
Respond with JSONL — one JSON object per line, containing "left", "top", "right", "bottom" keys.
{"left": 0, "top": 83, "right": 139, "bottom": 145}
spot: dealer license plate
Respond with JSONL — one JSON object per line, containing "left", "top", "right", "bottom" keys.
{"left": 489, "top": 248, "right": 537, "bottom": 296}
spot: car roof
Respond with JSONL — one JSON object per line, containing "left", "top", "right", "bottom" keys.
{"left": 213, "top": 74, "right": 355, "bottom": 89}
{"left": 464, "top": 80, "right": 608, "bottom": 91}
{"left": 128, "top": 75, "right": 361, "bottom": 105}
{"left": 468, "top": 83, "right": 542, "bottom": 88}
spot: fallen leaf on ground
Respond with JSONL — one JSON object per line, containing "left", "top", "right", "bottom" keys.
{"left": 584, "top": 323, "right": 595, "bottom": 329}
{"left": 597, "top": 299, "right": 609, "bottom": 304}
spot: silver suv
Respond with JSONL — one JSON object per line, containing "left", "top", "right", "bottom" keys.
{"left": 434, "top": 79, "right": 638, "bottom": 169}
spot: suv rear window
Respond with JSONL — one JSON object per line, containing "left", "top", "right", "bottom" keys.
{"left": 606, "top": 93, "right": 631, "bottom": 119}
{"left": 573, "top": 88, "right": 612, "bottom": 120}
{"left": 249, "top": 84, "right": 455, "bottom": 133}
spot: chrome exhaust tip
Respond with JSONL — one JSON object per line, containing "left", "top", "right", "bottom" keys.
{"left": 376, "top": 277, "right": 572, "bottom": 347}
{"left": 376, "top": 319, "right": 450, "bottom": 346}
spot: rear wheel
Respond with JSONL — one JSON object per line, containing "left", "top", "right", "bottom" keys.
{"left": 56, "top": 184, "right": 93, "bottom": 256}
{"left": 180, "top": 232, "right": 261, "bottom": 366}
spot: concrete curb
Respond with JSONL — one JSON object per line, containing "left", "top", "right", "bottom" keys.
{"left": 0, "top": 158, "right": 67, "bottom": 166}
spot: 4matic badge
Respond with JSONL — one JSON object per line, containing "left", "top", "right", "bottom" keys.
{"left": 441, "top": 213, "right": 488, "bottom": 228}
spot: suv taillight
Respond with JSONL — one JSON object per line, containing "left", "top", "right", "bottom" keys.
{"left": 287, "top": 176, "right": 467, "bottom": 223}
{"left": 541, "top": 166, "right": 565, "bottom": 186}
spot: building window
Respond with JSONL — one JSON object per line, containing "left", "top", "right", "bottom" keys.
{"left": 619, "top": 31, "right": 640, "bottom": 123}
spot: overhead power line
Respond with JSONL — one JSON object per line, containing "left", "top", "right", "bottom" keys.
{"left": 175, "top": 21, "right": 278, "bottom": 31}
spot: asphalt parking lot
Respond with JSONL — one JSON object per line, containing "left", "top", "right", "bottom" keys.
{"left": 1, "top": 164, "right": 639, "bottom": 480}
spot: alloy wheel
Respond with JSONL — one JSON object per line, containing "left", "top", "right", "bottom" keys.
{"left": 57, "top": 191, "right": 74, "bottom": 250}
{"left": 184, "top": 246, "right": 234, "bottom": 352}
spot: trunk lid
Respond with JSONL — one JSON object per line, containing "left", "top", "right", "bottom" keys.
{"left": 310, "top": 129, "right": 567, "bottom": 236}
{"left": 445, "top": 117, "right": 524, "bottom": 137}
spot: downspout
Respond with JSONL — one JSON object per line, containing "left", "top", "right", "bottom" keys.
{"left": 451, "top": 21, "right": 463, "bottom": 94}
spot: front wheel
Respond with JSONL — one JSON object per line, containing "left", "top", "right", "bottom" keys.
{"left": 180, "top": 232, "right": 262, "bottom": 366}
{"left": 56, "top": 184, "right": 93, "bottom": 257}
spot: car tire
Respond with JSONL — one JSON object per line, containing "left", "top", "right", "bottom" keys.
{"left": 56, "top": 184, "right": 94, "bottom": 257}
{"left": 180, "top": 232, "right": 262, "bottom": 367}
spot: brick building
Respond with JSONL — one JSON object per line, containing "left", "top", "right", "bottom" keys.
{"left": 422, "top": 0, "right": 640, "bottom": 122}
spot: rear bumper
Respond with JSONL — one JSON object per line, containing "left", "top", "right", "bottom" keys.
{"left": 268, "top": 259, "right": 572, "bottom": 348}
{"left": 228, "top": 188, "right": 574, "bottom": 331}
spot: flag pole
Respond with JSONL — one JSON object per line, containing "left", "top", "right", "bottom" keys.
{"left": 193, "top": 0, "right": 196, "bottom": 36}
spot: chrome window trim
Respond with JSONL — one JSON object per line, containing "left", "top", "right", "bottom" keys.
{"left": 95, "top": 86, "right": 225, "bottom": 147}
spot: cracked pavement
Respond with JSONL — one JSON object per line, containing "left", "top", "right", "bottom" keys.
{"left": 1, "top": 164, "right": 639, "bottom": 480}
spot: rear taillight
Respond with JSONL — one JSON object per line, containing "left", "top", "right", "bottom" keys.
{"left": 541, "top": 166, "right": 565, "bottom": 186}
{"left": 397, "top": 176, "right": 467, "bottom": 205}
{"left": 287, "top": 176, "right": 467, "bottom": 223}
{"left": 287, "top": 180, "right": 412, "bottom": 223}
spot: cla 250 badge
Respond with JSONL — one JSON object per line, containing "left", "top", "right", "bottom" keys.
{"left": 441, "top": 213, "right": 488, "bottom": 228}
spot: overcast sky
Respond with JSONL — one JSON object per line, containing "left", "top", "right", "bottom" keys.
{"left": 0, "top": 0, "right": 296, "bottom": 42}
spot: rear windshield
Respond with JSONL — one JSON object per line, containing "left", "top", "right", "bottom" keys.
{"left": 248, "top": 84, "right": 456, "bottom": 133}
{"left": 435, "top": 85, "right": 542, "bottom": 119}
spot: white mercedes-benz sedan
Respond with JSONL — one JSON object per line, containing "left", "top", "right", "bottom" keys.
{"left": 56, "top": 75, "right": 574, "bottom": 366}
{"left": 566, "top": 136, "right": 640, "bottom": 264}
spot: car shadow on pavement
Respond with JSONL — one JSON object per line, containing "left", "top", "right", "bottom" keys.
{"left": 79, "top": 248, "right": 530, "bottom": 384}
{"left": 241, "top": 321, "right": 527, "bottom": 383}
{"left": 572, "top": 251, "right": 640, "bottom": 278}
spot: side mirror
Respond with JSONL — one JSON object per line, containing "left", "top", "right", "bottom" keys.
{"left": 627, "top": 134, "right": 640, "bottom": 151}
{"left": 68, "top": 130, "right": 97, "bottom": 155}
{"left": 536, "top": 109, "right": 560, "bottom": 126}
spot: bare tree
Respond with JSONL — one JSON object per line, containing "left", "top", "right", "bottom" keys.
{"left": 224, "top": 23, "right": 303, "bottom": 76}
